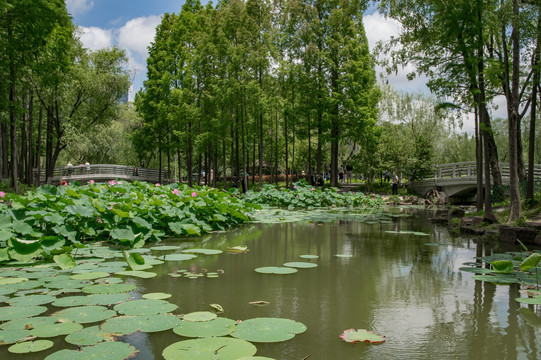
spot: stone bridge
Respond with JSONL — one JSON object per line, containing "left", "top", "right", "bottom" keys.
{"left": 408, "top": 162, "right": 541, "bottom": 202}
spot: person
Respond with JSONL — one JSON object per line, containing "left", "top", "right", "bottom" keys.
{"left": 384, "top": 170, "right": 390, "bottom": 182}
{"left": 392, "top": 171, "right": 399, "bottom": 195}
{"left": 67, "top": 161, "right": 73, "bottom": 176}
{"left": 132, "top": 167, "right": 139, "bottom": 176}
{"left": 85, "top": 161, "right": 90, "bottom": 174}
{"left": 346, "top": 165, "right": 353, "bottom": 183}
{"left": 339, "top": 167, "right": 344, "bottom": 184}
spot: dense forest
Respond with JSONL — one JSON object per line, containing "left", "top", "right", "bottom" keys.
{"left": 2, "top": 0, "right": 541, "bottom": 222}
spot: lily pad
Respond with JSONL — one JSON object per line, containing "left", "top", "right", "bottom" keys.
{"left": 173, "top": 317, "right": 237, "bottom": 338}
{"left": 114, "top": 299, "right": 178, "bottom": 316}
{"left": 459, "top": 267, "right": 494, "bottom": 274}
{"left": 515, "top": 296, "right": 541, "bottom": 305}
{"left": 115, "top": 270, "right": 157, "bottom": 278}
{"left": 339, "top": 328, "right": 386, "bottom": 343}
{"left": 8, "top": 339, "right": 53, "bottom": 353}
{"left": 163, "top": 254, "right": 198, "bottom": 261}
{"left": 299, "top": 255, "right": 319, "bottom": 259}
{"left": 82, "top": 283, "right": 137, "bottom": 294}
{"left": 31, "top": 322, "right": 83, "bottom": 338}
{"left": 6, "top": 294, "right": 56, "bottom": 306}
{"left": 283, "top": 262, "right": 318, "bottom": 269}
{"left": 88, "top": 293, "right": 131, "bottom": 306}
{"left": 150, "top": 245, "right": 181, "bottom": 251}
{"left": 182, "top": 248, "right": 223, "bottom": 255}
{"left": 0, "top": 316, "right": 58, "bottom": 331}
{"left": 0, "top": 329, "right": 32, "bottom": 345}
{"left": 142, "top": 292, "right": 172, "bottom": 300}
{"left": 231, "top": 317, "right": 307, "bottom": 343}
{"left": 100, "top": 314, "right": 181, "bottom": 335}
{"left": 70, "top": 272, "right": 110, "bottom": 280}
{"left": 255, "top": 267, "right": 298, "bottom": 275}
{"left": 44, "top": 341, "right": 138, "bottom": 360}
{"left": 183, "top": 311, "right": 217, "bottom": 322}
{"left": 472, "top": 274, "right": 520, "bottom": 284}
{"left": 65, "top": 325, "right": 113, "bottom": 346}
{"left": 0, "top": 305, "right": 48, "bottom": 321}
{"left": 227, "top": 246, "right": 248, "bottom": 253}
{"left": 335, "top": 254, "right": 353, "bottom": 258}
{"left": 52, "top": 295, "right": 93, "bottom": 307}
{"left": 53, "top": 305, "right": 116, "bottom": 324}
{"left": 162, "top": 337, "right": 257, "bottom": 360}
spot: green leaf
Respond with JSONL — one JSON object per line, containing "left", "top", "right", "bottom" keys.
{"left": 123, "top": 251, "right": 146, "bottom": 270}
{"left": 8, "top": 340, "right": 54, "bottom": 354}
{"left": 173, "top": 317, "right": 237, "bottom": 338}
{"left": 114, "top": 299, "right": 178, "bottom": 316}
{"left": 53, "top": 253, "right": 76, "bottom": 270}
{"left": 44, "top": 341, "right": 138, "bottom": 360}
{"left": 231, "top": 318, "right": 306, "bottom": 343}
{"left": 65, "top": 204, "right": 95, "bottom": 218}
{"left": 339, "top": 328, "right": 386, "bottom": 343}
{"left": 100, "top": 314, "right": 181, "bottom": 335}
{"left": 162, "top": 337, "right": 257, "bottom": 360}
{"left": 520, "top": 253, "right": 541, "bottom": 271}
{"left": 491, "top": 260, "right": 515, "bottom": 274}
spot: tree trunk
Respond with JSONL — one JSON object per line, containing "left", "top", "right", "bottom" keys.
{"left": 475, "top": 106, "right": 483, "bottom": 211}
{"left": 27, "top": 90, "right": 34, "bottom": 186}
{"left": 9, "top": 54, "right": 18, "bottom": 193}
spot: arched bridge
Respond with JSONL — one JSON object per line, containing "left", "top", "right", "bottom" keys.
{"left": 408, "top": 161, "right": 541, "bottom": 202}
{"left": 42, "top": 164, "right": 173, "bottom": 185}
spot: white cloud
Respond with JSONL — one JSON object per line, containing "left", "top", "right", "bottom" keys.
{"left": 66, "top": 0, "right": 94, "bottom": 15}
{"left": 78, "top": 27, "right": 113, "bottom": 51}
{"left": 117, "top": 15, "right": 162, "bottom": 58}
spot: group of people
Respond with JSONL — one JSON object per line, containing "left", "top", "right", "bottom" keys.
{"left": 66, "top": 161, "right": 91, "bottom": 176}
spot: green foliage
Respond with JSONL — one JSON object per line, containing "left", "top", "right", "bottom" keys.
{"left": 243, "top": 181, "right": 384, "bottom": 209}
{"left": 0, "top": 181, "right": 255, "bottom": 264}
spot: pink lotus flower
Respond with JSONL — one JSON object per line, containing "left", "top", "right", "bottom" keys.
{"left": 108, "top": 203, "right": 115, "bottom": 210}
{"left": 118, "top": 181, "right": 123, "bottom": 185}
{"left": 311, "top": 188, "right": 315, "bottom": 191}
{"left": 155, "top": 183, "right": 161, "bottom": 187}
{"left": 171, "top": 189, "right": 180, "bottom": 195}
{"left": 108, "top": 180, "right": 116, "bottom": 186}
{"left": 0, "top": 191, "right": 5, "bottom": 198}
{"left": 191, "top": 192, "right": 197, "bottom": 197}
{"left": 161, "top": 194, "right": 166, "bottom": 197}
{"left": 89, "top": 180, "right": 95, "bottom": 185}
{"left": 296, "top": 195, "right": 299, "bottom": 198}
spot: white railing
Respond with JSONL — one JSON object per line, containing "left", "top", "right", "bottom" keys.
{"left": 429, "top": 162, "right": 541, "bottom": 180}
{"left": 42, "top": 164, "right": 171, "bottom": 184}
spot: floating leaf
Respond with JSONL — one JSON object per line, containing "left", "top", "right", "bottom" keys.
{"left": 335, "top": 254, "right": 353, "bottom": 258}
{"left": 87, "top": 293, "right": 131, "bottom": 306}
{"left": 162, "top": 337, "right": 256, "bottom": 360}
{"left": 6, "top": 294, "right": 55, "bottom": 306}
{"left": 182, "top": 248, "right": 223, "bottom": 255}
{"left": 65, "top": 325, "right": 113, "bottom": 346}
{"left": 0, "top": 305, "right": 48, "bottom": 321}
{"left": 163, "top": 254, "right": 198, "bottom": 261}
{"left": 339, "top": 328, "right": 386, "bottom": 344}
{"left": 82, "top": 284, "right": 136, "bottom": 294}
{"left": 458, "top": 267, "right": 494, "bottom": 274}
{"left": 51, "top": 295, "right": 92, "bottom": 307}
{"left": 0, "top": 329, "right": 32, "bottom": 345}
{"left": 124, "top": 251, "right": 147, "bottom": 271}
{"left": 227, "top": 246, "right": 248, "bottom": 253}
{"left": 53, "top": 305, "right": 116, "bottom": 324}
{"left": 70, "top": 272, "right": 110, "bottom": 280}
{"left": 183, "top": 311, "right": 217, "bottom": 322}
{"left": 283, "top": 262, "right": 318, "bottom": 269}
{"left": 255, "top": 267, "right": 297, "bottom": 275}
{"left": 520, "top": 253, "right": 541, "bottom": 271}
{"left": 299, "top": 255, "right": 319, "bottom": 259}
{"left": 8, "top": 340, "right": 53, "bottom": 354}
{"left": 44, "top": 341, "right": 138, "bottom": 360}
{"left": 100, "top": 314, "right": 181, "bottom": 335}
{"left": 114, "top": 299, "right": 178, "bottom": 316}
{"left": 150, "top": 246, "right": 180, "bottom": 251}
{"left": 115, "top": 270, "right": 157, "bottom": 278}
{"left": 30, "top": 322, "right": 83, "bottom": 338}
{"left": 173, "top": 317, "right": 236, "bottom": 338}
{"left": 142, "top": 292, "right": 171, "bottom": 300}
{"left": 515, "top": 296, "right": 541, "bottom": 305}
{"left": 472, "top": 274, "right": 519, "bottom": 284}
{"left": 231, "top": 317, "right": 307, "bottom": 343}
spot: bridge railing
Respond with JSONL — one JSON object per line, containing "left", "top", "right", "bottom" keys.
{"left": 431, "top": 162, "right": 541, "bottom": 180}
{"left": 42, "top": 164, "right": 171, "bottom": 184}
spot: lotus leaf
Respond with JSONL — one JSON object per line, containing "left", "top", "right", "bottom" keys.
{"left": 162, "top": 337, "right": 257, "bottom": 360}
{"left": 53, "top": 253, "right": 76, "bottom": 270}
{"left": 520, "top": 253, "right": 541, "bottom": 271}
{"left": 44, "top": 341, "right": 138, "bottom": 360}
{"left": 70, "top": 272, "right": 110, "bottom": 280}
{"left": 299, "top": 255, "right": 319, "bottom": 259}
{"left": 47, "top": 279, "right": 88, "bottom": 289}
{"left": 53, "top": 305, "right": 116, "bottom": 323}
{"left": 114, "top": 299, "right": 178, "bottom": 316}
{"left": 458, "top": 267, "right": 494, "bottom": 274}
{"left": 227, "top": 246, "right": 248, "bottom": 253}
{"left": 255, "top": 267, "right": 298, "bottom": 275}
{"left": 238, "top": 357, "right": 276, "bottom": 360}
{"left": 116, "top": 270, "right": 157, "bottom": 278}
{"left": 0, "top": 277, "right": 28, "bottom": 285}
{"left": 164, "top": 254, "right": 198, "bottom": 261}
{"left": 339, "top": 328, "right": 386, "bottom": 343}
{"left": 142, "top": 292, "right": 171, "bottom": 300}
{"left": 173, "top": 317, "right": 237, "bottom": 338}
{"left": 472, "top": 274, "right": 520, "bottom": 284}
{"left": 0, "top": 305, "right": 48, "bottom": 321}
{"left": 231, "top": 317, "right": 307, "bottom": 343}
{"left": 519, "top": 308, "right": 541, "bottom": 327}
{"left": 30, "top": 322, "right": 83, "bottom": 337}
{"left": 515, "top": 296, "right": 541, "bottom": 305}
{"left": 335, "top": 254, "right": 353, "bottom": 258}
{"left": 150, "top": 246, "right": 181, "bottom": 251}
{"left": 6, "top": 294, "right": 56, "bottom": 306}
{"left": 183, "top": 311, "right": 217, "bottom": 322}
{"left": 182, "top": 248, "right": 223, "bottom": 255}
{"left": 94, "top": 277, "right": 124, "bottom": 285}
{"left": 88, "top": 293, "right": 131, "bottom": 305}
{"left": 100, "top": 314, "right": 181, "bottom": 335}
{"left": 283, "top": 262, "right": 318, "bottom": 269}
{"left": 82, "top": 284, "right": 137, "bottom": 294}
{"left": 52, "top": 295, "right": 93, "bottom": 307}
{"left": 491, "top": 260, "right": 515, "bottom": 274}
{"left": 124, "top": 252, "right": 147, "bottom": 271}
{"left": 0, "top": 316, "right": 58, "bottom": 330}
{"left": 8, "top": 339, "right": 53, "bottom": 353}
{"left": 65, "top": 325, "right": 113, "bottom": 346}
{"left": 0, "top": 329, "right": 32, "bottom": 345}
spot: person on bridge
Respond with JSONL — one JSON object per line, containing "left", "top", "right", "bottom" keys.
{"left": 85, "top": 161, "right": 90, "bottom": 174}
{"left": 67, "top": 161, "right": 73, "bottom": 176}
{"left": 392, "top": 172, "right": 399, "bottom": 195}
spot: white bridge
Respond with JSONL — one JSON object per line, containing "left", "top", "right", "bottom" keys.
{"left": 408, "top": 162, "right": 541, "bottom": 202}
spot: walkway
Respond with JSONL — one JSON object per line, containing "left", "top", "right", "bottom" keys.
{"left": 43, "top": 164, "right": 171, "bottom": 185}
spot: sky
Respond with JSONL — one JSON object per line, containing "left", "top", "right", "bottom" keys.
{"left": 66, "top": 0, "right": 486, "bottom": 133}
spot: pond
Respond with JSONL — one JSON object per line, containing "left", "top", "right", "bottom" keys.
{"left": 0, "top": 207, "right": 540, "bottom": 359}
